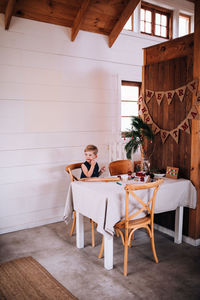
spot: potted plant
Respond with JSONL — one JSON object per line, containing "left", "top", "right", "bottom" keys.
{"left": 124, "top": 116, "right": 154, "bottom": 172}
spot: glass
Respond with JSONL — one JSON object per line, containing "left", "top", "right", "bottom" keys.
{"left": 146, "top": 22, "right": 151, "bottom": 34}
{"left": 161, "top": 15, "right": 167, "bottom": 26}
{"left": 142, "top": 158, "right": 150, "bottom": 173}
{"left": 155, "top": 24, "right": 160, "bottom": 36}
{"left": 155, "top": 13, "right": 161, "bottom": 25}
{"left": 121, "top": 86, "right": 139, "bottom": 101}
{"left": 124, "top": 16, "right": 132, "bottom": 30}
{"left": 161, "top": 26, "right": 166, "bottom": 37}
{"left": 141, "top": 9, "right": 144, "bottom": 20}
{"left": 121, "top": 102, "right": 138, "bottom": 117}
{"left": 140, "top": 20, "right": 144, "bottom": 32}
{"left": 121, "top": 117, "right": 132, "bottom": 132}
{"left": 146, "top": 10, "right": 152, "bottom": 22}
{"left": 179, "top": 16, "right": 189, "bottom": 37}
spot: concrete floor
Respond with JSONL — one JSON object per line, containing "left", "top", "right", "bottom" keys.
{"left": 0, "top": 220, "right": 200, "bottom": 300}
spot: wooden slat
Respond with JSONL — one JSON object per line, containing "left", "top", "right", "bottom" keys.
{"left": 71, "top": 0, "right": 90, "bottom": 41}
{"left": 189, "top": 0, "right": 200, "bottom": 239}
{"left": 108, "top": 0, "right": 140, "bottom": 48}
{"left": 144, "top": 34, "right": 194, "bottom": 65}
{"left": 5, "top": 0, "right": 16, "bottom": 30}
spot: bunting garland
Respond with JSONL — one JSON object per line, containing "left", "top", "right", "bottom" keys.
{"left": 145, "top": 79, "right": 198, "bottom": 104}
{"left": 138, "top": 78, "right": 200, "bottom": 144}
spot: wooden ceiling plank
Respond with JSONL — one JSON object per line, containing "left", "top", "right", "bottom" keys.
{"left": 108, "top": 0, "right": 140, "bottom": 48}
{"left": 5, "top": 0, "right": 16, "bottom": 30}
{"left": 71, "top": 0, "right": 91, "bottom": 41}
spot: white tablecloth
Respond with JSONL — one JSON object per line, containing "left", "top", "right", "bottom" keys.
{"left": 64, "top": 178, "right": 197, "bottom": 237}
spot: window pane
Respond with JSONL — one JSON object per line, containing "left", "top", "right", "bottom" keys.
{"left": 141, "top": 9, "right": 145, "bottom": 20}
{"left": 179, "top": 15, "right": 189, "bottom": 37}
{"left": 155, "top": 24, "right": 160, "bottom": 35}
{"left": 146, "top": 10, "right": 152, "bottom": 22}
{"left": 161, "top": 26, "right": 167, "bottom": 37}
{"left": 121, "top": 86, "right": 139, "bottom": 101}
{"left": 124, "top": 16, "right": 132, "bottom": 30}
{"left": 121, "top": 102, "right": 138, "bottom": 117}
{"left": 146, "top": 22, "right": 151, "bottom": 34}
{"left": 155, "top": 13, "right": 161, "bottom": 25}
{"left": 140, "top": 20, "right": 144, "bottom": 32}
{"left": 121, "top": 117, "right": 132, "bottom": 132}
{"left": 161, "top": 15, "right": 167, "bottom": 26}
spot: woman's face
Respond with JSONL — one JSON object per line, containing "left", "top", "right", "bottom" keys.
{"left": 84, "top": 151, "right": 97, "bottom": 163}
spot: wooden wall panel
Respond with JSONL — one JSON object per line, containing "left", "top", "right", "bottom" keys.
{"left": 1, "top": 13, "right": 166, "bottom": 234}
{"left": 144, "top": 56, "right": 193, "bottom": 234}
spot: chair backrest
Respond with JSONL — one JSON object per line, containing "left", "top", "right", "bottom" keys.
{"left": 65, "top": 162, "right": 83, "bottom": 182}
{"left": 109, "top": 160, "right": 133, "bottom": 176}
{"left": 118, "top": 179, "right": 164, "bottom": 227}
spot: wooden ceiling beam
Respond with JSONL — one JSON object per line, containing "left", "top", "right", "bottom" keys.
{"left": 71, "top": 0, "right": 90, "bottom": 41}
{"left": 108, "top": 0, "right": 140, "bottom": 48}
{"left": 5, "top": 0, "right": 16, "bottom": 30}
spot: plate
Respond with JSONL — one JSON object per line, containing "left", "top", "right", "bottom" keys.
{"left": 154, "top": 173, "right": 165, "bottom": 177}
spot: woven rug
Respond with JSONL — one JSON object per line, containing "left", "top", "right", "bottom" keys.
{"left": 0, "top": 256, "right": 78, "bottom": 300}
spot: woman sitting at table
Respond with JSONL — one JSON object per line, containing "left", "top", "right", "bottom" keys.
{"left": 80, "top": 144, "right": 105, "bottom": 178}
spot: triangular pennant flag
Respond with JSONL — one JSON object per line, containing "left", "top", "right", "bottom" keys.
{"left": 138, "top": 95, "right": 143, "bottom": 104}
{"left": 141, "top": 104, "right": 148, "bottom": 115}
{"left": 144, "top": 113, "right": 153, "bottom": 124}
{"left": 188, "top": 105, "right": 199, "bottom": 120}
{"left": 138, "top": 96, "right": 143, "bottom": 115}
{"left": 179, "top": 118, "right": 190, "bottom": 134}
{"left": 160, "top": 130, "right": 169, "bottom": 144}
{"left": 155, "top": 91, "right": 164, "bottom": 105}
{"left": 175, "top": 86, "right": 186, "bottom": 102}
{"left": 165, "top": 90, "right": 175, "bottom": 105}
{"left": 146, "top": 90, "right": 154, "bottom": 103}
{"left": 187, "top": 79, "right": 198, "bottom": 94}
{"left": 170, "top": 129, "right": 179, "bottom": 144}
{"left": 152, "top": 123, "right": 160, "bottom": 135}
{"left": 196, "top": 91, "right": 200, "bottom": 106}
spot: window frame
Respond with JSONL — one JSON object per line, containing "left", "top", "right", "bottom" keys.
{"left": 121, "top": 81, "right": 141, "bottom": 136}
{"left": 140, "top": 1, "right": 172, "bottom": 39}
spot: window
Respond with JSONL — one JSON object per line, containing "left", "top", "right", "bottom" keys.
{"left": 140, "top": 2, "right": 172, "bottom": 39}
{"left": 124, "top": 15, "right": 133, "bottom": 31}
{"left": 179, "top": 14, "right": 190, "bottom": 37}
{"left": 121, "top": 81, "right": 141, "bottom": 133}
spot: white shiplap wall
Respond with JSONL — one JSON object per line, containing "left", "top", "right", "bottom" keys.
{"left": 0, "top": 1, "right": 193, "bottom": 234}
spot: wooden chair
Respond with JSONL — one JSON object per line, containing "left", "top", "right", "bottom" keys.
{"left": 65, "top": 163, "right": 96, "bottom": 247}
{"left": 109, "top": 160, "right": 133, "bottom": 176}
{"left": 99, "top": 179, "right": 164, "bottom": 276}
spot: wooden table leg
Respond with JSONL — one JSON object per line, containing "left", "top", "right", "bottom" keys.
{"left": 76, "top": 212, "right": 84, "bottom": 248}
{"left": 104, "top": 235, "right": 113, "bottom": 270}
{"left": 174, "top": 206, "right": 183, "bottom": 244}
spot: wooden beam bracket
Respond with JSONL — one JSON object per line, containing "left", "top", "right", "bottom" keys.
{"left": 71, "top": 0, "right": 90, "bottom": 42}
{"left": 5, "top": 0, "right": 16, "bottom": 30}
{"left": 108, "top": 0, "right": 140, "bottom": 48}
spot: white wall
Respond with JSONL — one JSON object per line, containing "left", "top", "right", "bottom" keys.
{"left": 0, "top": 0, "right": 194, "bottom": 234}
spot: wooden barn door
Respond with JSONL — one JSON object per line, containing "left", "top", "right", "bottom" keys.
{"left": 143, "top": 39, "right": 194, "bottom": 235}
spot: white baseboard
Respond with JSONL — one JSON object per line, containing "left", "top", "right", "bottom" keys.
{"left": 154, "top": 224, "right": 200, "bottom": 246}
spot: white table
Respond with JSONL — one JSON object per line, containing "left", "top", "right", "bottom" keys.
{"left": 64, "top": 177, "right": 197, "bottom": 270}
